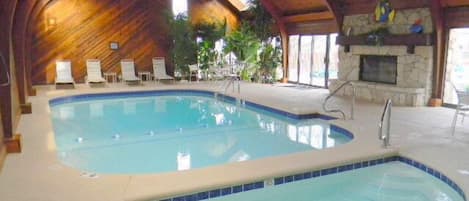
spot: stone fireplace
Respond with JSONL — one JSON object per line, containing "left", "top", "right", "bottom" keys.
{"left": 329, "top": 8, "right": 434, "bottom": 106}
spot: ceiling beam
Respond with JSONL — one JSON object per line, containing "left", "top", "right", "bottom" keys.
{"left": 288, "top": 19, "right": 338, "bottom": 35}
{"left": 322, "top": 0, "right": 344, "bottom": 34}
{"left": 283, "top": 11, "right": 334, "bottom": 23}
{"left": 429, "top": 0, "right": 447, "bottom": 106}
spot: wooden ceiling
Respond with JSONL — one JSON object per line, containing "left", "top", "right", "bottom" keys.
{"left": 441, "top": 0, "right": 469, "bottom": 7}
{"left": 265, "top": 0, "right": 334, "bottom": 24}
{"left": 229, "top": 0, "right": 469, "bottom": 34}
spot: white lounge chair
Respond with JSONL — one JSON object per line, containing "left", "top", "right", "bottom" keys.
{"left": 152, "top": 57, "right": 174, "bottom": 83}
{"left": 120, "top": 59, "right": 141, "bottom": 84}
{"left": 55, "top": 60, "right": 75, "bottom": 88}
{"left": 86, "top": 59, "right": 106, "bottom": 84}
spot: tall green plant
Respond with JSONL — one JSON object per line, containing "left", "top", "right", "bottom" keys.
{"left": 257, "top": 39, "right": 282, "bottom": 83}
{"left": 194, "top": 21, "right": 226, "bottom": 70}
{"left": 246, "top": 0, "right": 282, "bottom": 82}
{"left": 167, "top": 13, "right": 197, "bottom": 76}
{"left": 247, "top": 0, "right": 274, "bottom": 43}
{"left": 223, "top": 22, "right": 260, "bottom": 64}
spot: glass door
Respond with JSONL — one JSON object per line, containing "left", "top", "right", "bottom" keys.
{"left": 444, "top": 28, "right": 469, "bottom": 104}
{"left": 311, "top": 35, "right": 327, "bottom": 87}
{"left": 288, "top": 35, "right": 299, "bottom": 82}
{"left": 299, "top": 36, "right": 312, "bottom": 84}
{"left": 328, "top": 33, "right": 339, "bottom": 87}
{"left": 287, "top": 34, "right": 338, "bottom": 88}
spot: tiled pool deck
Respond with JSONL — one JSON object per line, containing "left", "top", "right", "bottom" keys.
{"left": 0, "top": 81, "right": 468, "bottom": 201}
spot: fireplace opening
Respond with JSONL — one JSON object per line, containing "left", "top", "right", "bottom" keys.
{"left": 359, "top": 55, "right": 397, "bottom": 84}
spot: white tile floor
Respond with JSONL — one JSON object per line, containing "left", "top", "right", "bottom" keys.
{"left": 0, "top": 81, "right": 467, "bottom": 201}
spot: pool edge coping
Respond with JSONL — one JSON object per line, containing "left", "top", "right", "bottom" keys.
{"left": 159, "top": 155, "right": 467, "bottom": 201}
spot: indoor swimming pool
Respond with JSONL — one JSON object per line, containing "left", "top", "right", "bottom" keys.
{"left": 49, "top": 90, "right": 353, "bottom": 174}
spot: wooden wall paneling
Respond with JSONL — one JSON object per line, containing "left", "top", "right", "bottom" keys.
{"left": 190, "top": 0, "right": 241, "bottom": 33}
{"left": 287, "top": 20, "right": 339, "bottom": 35}
{"left": 30, "top": 0, "right": 171, "bottom": 84}
{"left": 24, "top": 0, "right": 46, "bottom": 96}
{"left": 445, "top": 7, "right": 469, "bottom": 28}
{"left": 270, "top": 0, "right": 329, "bottom": 15}
{"left": 282, "top": 11, "right": 334, "bottom": 23}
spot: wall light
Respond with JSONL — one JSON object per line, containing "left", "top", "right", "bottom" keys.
{"left": 48, "top": 17, "right": 57, "bottom": 27}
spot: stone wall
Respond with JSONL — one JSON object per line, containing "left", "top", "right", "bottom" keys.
{"left": 343, "top": 8, "right": 433, "bottom": 36}
{"left": 331, "top": 8, "right": 434, "bottom": 106}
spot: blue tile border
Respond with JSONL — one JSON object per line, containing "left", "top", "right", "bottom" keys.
{"left": 159, "top": 155, "right": 466, "bottom": 201}
{"left": 48, "top": 90, "right": 336, "bottom": 121}
{"left": 49, "top": 90, "right": 214, "bottom": 106}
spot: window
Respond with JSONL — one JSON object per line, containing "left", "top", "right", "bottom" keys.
{"left": 287, "top": 33, "right": 339, "bottom": 88}
{"left": 444, "top": 28, "right": 469, "bottom": 105}
{"left": 288, "top": 35, "right": 299, "bottom": 82}
{"left": 172, "top": 0, "right": 188, "bottom": 17}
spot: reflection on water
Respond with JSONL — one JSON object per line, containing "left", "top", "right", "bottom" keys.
{"left": 51, "top": 95, "right": 351, "bottom": 174}
{"left": 177, "top": 152, "right": 191, "bottom": 171}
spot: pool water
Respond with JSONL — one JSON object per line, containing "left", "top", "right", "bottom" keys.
{"left": 211, "top": 162, "right": 464, "bottom": 201}
{"left": 50, "top": 92, "right": 351, "bottom": 174}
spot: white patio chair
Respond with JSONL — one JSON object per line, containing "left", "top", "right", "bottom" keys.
{"left": 450, "top": 82, "right": 469, "bottom": 136}
{"left": 188, "top": 64, "right": 199, "bottom": 82}
{"left": 86, "top": 59, "right": 106, "bottom": 84}
{"left": 55, "top": 60, "right": 75, "bottom": 88}
{"left": 120, "top": 59, "right": 141, "bottom": 84}
{"left": 152, "top": 57, "right": 174, "bottom": 83}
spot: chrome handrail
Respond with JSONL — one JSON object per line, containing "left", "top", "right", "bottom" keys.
{"left": 223, "top": 75, "right": 240, "bottom": 93}
{"left": 322, "top": 80, "right": 356, "bottom": 120}
{"left": 379, "top": 99, "right": 392, "bottom": 148}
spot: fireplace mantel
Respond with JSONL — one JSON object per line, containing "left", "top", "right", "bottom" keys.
{"left": 336, "top": 33, "right": 433, "bottom": 54}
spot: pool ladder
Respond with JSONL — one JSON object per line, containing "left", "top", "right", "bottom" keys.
{"left": 322, "top": 80, "right": 356, "bottom": 120}
{"left": 379, "top": 99, "right": 392, "bottom": 148}
{"left": 218, "top": 74, "right": 240, "bottom": 94}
